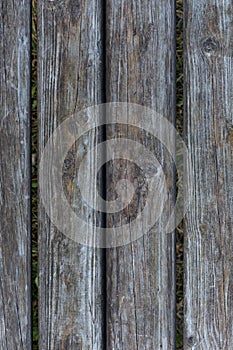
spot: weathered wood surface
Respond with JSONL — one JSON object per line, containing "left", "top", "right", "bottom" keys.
{"left": 105, "top": 1, "right": 176, "bottom": 348}
{"left": 37, "top": 1, "right": 105, "bottom": 348}
{"left": 184, "top": 1, "right": 233, "bottom": 348}
{"left": 0, "top": 1, "right": 31, "bottom": 349}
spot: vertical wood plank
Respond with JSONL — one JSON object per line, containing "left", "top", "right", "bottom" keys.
{"left": 0, "top": 1, "right": 31, "bottom": 349}
{"left": 37, "top": 1, "right": 105, "bottom": 348}
{"left": 105, "top": 1, "right": 176, "bottom": 348}
{"left": 184, "top": 1, "right": 233, "bottom": 348}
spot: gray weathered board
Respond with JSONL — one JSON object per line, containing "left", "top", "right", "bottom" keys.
{"left": 105, "top": 0, "right": 176, "bottom": 348}
{"left": 0, "top": 1, "right": 31, "bottom": 349}
{"left": 37, "top": 0, "right": 105, "bottom": 348}
{"left": 184, "top": 1, "right": 233, "bottom": 349}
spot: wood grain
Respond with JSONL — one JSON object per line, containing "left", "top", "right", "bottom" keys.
{"left": 184, "top": 1, "right": 233, "bottom": 348}
{"left": 37, "top": 1, "right": 105, "bottom": 348}
{"left": 0, "top": 0, "right": 31, "bottom": 348}
{"left": 105, "top": 1, "right": 176, "bottom": 348}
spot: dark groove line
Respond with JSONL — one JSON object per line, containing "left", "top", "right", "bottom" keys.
{"left": 30, "top": 1, "right": 33, "bottom": 347}
{"left": 31, "top": 0, "right": 39, "bottom": 348}
{"left": 175, "top": 1, "right": 184, "bottom": 349}
{"left": 101, "top": 0, "right": 107, "bottom": 348}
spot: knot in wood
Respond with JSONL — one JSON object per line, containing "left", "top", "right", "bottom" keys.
{"left": 201, "top": 37, "right": 220, "bottom": 55}
{"left": 187, "top": 335, "right": 196, "bottom": 347}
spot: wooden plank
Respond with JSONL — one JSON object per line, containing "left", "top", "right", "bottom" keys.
{"left": 37, "top": 1, "right": 105, "bottom": 348}
{"left": 184, "top": 1, "right": 233, "bottom": 348}
{"left": 105, "top": 1, "right": 176, "bottom": 348}
{"left": 0, "top": 1, "right": 31, "bottom": 349}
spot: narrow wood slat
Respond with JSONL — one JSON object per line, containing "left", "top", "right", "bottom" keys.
{"left": 106, "top": 1, "right": 176, "bottom": 348}
{"left": 37, "top": 1, "right": 105, "bottom": 348}
{"left": 0, "top": 1, "right": 31, "bottom": 348}
{"left": 184, "top": 1, "right": 233, "bottom": 348}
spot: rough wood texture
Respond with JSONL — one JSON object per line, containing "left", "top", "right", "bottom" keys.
{"left": 105, "top": 1, "right": 176, "bottom": 348}
{"left": 0, "top": 1, "right": 31, "bottom": 349}
{"left": 184, "top": 2, "right": 233, "bottom": 348}
{"left": 37, "top": 1, "right": 105, "bottom": 348}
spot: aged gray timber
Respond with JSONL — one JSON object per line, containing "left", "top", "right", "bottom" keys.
{"left": 105, "top": 1, "right": 176, "bottom": 348}
{"left": 37, "top": 1, "right": 104, "bottom": 348}
{"left": 0, "top": 1, "right": 31, "bottom": 349}
{"left": 184, "top": 2, "right": 233, "bottom": 348}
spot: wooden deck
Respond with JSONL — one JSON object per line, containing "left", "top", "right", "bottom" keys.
{"left": 0, "top": 0, "right": 232, "bottom": 349}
